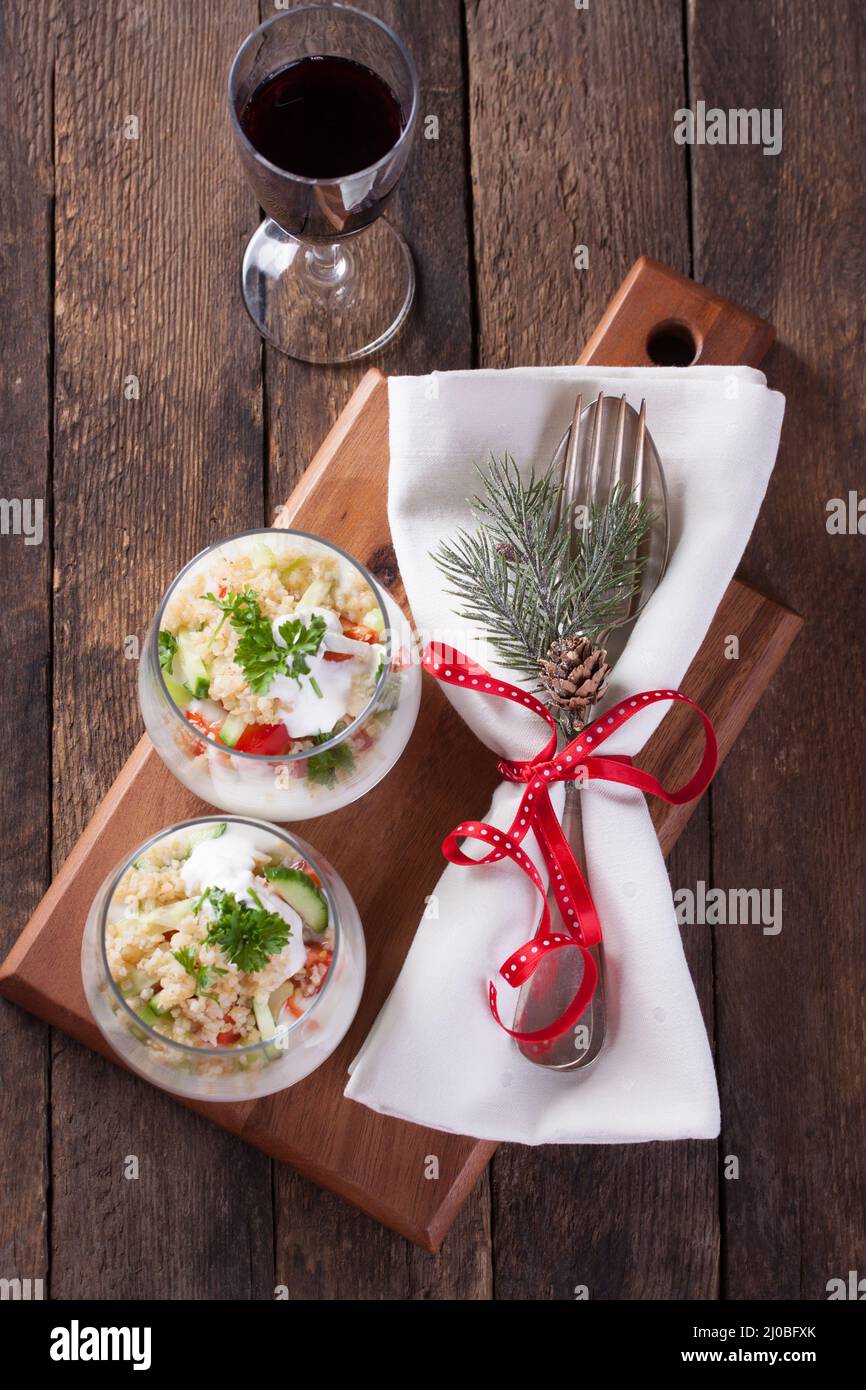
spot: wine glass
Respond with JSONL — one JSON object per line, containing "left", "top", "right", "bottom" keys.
{"left": 228, "top": 4, "right": 419, "bottom": 363}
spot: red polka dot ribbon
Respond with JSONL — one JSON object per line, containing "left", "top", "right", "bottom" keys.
{"left": 423, "top": 643, "right": 719, "bottom": 1045}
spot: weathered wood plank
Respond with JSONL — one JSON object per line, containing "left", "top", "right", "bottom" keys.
{"left": 689, "top": 0, "right": 866, "bottom": 1300}
{"left": 466, "top": 0, "right": 692, "bottom": 368}
{"left": 48, "top": 0, "right": 273, "bottom": 1299}
{"left": 465, "top": 0, "right": 720, "bottom": 1299}
{"left": 0, "top": 0, "right": 55, "bottom": 1297}
{"left": 258, "top": 0, "right": 490, "bottom": 1297}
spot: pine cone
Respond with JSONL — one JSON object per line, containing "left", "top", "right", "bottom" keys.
{"left": 538, "top": 635, "right": 610, "bottom": 729}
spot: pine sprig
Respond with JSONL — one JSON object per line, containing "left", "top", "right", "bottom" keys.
{"left": 434, "top": 527, "right": 549, "bottom": 681}
{"left": 433, "top": 453, "right": 655, "bottom": 687}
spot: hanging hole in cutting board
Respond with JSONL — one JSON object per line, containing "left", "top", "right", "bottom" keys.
{"left": 646, "top": 319, "right": 699, "bottom": 366}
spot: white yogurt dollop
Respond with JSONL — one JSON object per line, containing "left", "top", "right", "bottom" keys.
{"left": 269, "top": 660, "right": 353, "bottom": 740}
{"left": 180, "top": 828, "right": 306, "bottom": 977}
{"left": 181, "top": 829, "right": 262, "bottom": 900}
{"left": 271, "top": 606, "right": 340, "bottom": 649}
{"left": 268, "top": 606, "right": 382, "bottom": 739}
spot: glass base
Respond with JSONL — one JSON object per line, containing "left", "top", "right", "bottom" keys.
{"left": 241, "top": 217, "right": 415, "bottom": 363}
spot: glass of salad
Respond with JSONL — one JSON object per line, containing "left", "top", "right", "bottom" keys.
{"left": 82, "top": 817, "right": 365, "bottom": 1101}
{"left": 139, "top": 529, "right": 421, "bottom": 820}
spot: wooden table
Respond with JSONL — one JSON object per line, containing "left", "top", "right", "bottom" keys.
{"left": 1, "top": 0, "right": 862, "bottom": 1300}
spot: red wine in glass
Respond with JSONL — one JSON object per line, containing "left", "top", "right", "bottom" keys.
{"left": 228, "top": 6, "right": 419, "bottom": 362}
{"left": 241, "top": 55, "right": 404, "bottom": 181}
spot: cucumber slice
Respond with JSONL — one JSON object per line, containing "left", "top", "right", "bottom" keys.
{"left": 184, "top": 822, "right": 227, "bottom": 853}
{"left": 251, "top": 540, "right": 278, "bottom": 569}
{"left": 135, "top": 1001, "right": 166, "bottom": 1029}
{"left": 252, "top": 997, "right": 276, "bottom": 1041}
{"left": 267, "top": 980, "right": 295, "bottom": 1019}
{"left": 361, "top": 607, "right": 385, "bottom": 634}
{"left": 263, "top": 866, "right": 328, "bottom": 933}
{"left": 141, "top": 897, "right": 197, "bottom": 930}
{"left": 149, "top": 992, "right": 172, "bottom": 1017}
{"left": 218, "top": 714, "right": 247, "bottom": 748}
{"left": 120, "top": 966, "right": 152, "bottom": 996}
{"left": 162, "top": 672, "right": 192, "bottom": 710}
{"left": 278, "top": 557, "right": 304, "bottom": 581}
{"left": 297, "top": 577, "right": 331, "bottom": 609}
{"left": 172, "top": 634, "right": 211, "bottom": 698}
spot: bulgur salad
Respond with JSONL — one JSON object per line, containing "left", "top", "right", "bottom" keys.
{"left": 157, "top": 533, "right": 402, "bottom": 784}
{"left": 107, "top": 821, "right": 334, "bottom": 1049}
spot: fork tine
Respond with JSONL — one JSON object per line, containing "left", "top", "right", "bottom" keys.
{"left": 619, "top": 399, "right": 650, "bottom": 629}
{"left": 553, "top": 400, "right": 578, "bottom": 533}
{"left": 551, "top": 393, "right": 582, "bottom": 537}
{"left": 632, "top": 399, "right": 647, "bottom": 504}
{"left": 562, "top": 394, "right": 583, "bottom": 499}
{"left": 609, "top": 393, "right": 628, "bottom": 496}
{"left": 587, "top": 391, "right": 605, "bottom": 500}
{"left": 561, "top": 394, "right": 583, "bottom": 554}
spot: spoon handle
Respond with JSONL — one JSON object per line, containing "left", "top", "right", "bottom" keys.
{"left": 514, "top": 782, "right": 607, "bottom": 1070}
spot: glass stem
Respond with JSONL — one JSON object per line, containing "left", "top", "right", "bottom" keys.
{"left": 299, "top": 241, "right": 357, "bottom": 310}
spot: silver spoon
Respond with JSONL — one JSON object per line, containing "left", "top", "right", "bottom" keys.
{"left": 512, "top": 392, "right": 669, "bottom": 1070}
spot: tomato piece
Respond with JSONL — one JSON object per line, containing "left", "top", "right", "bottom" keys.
{"left": 293, "top": 858, "right": 323, "bottom": 889}
{"left": 186, "top": 710, "right": 222, "bottom": 740}
{"left": 234, "top": 722, "right": 292, "bottom": 756}
{"left": 306, "top": 946, "right": 333, "bottom": 971}
{"left": 287, "top": 995, "right": 305, "bottom": 1019}
{"left": 323, "top": 650, "right": 353, "bottom": 663}
{"left": 217, "top": 1012, "right": 242, "bottom": 1046}
{"left": 340, "top": 619, "right": 379, "bottom": 644}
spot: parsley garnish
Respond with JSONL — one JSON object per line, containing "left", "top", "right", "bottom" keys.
{"left": 201, "top": 888, "right": 290, "bottom": 974}
{"left": 204, "top": 587, "right": 259, "bottom": 644}
{"left": 172, "top": 943, "right": 229, "bottom": 1000}
{"left": 172, "top": 944, "right": 197, "bottom": 974}
{"left": 205, "top": 591, "right": 326, "bottom": 696}
{"left": 307, "top": 728, "right": 356, "bottom": 788}
{"left": 276, "top": 614, "right": 327, "bottom": 686}
{"left": 158, "top": 630, "right": 177, "bottom": 672}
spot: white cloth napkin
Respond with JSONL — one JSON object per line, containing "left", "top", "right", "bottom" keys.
{"left": 345, "top": 366, "right": 785, "bottom": 1144}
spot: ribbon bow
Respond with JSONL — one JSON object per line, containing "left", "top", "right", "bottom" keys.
{"left": 423, "top": 643, "right": 719, "bottom": 1046}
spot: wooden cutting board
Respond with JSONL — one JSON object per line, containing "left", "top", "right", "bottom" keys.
{"left": 0, "top": 258, "right": 801, "bottom": 1250}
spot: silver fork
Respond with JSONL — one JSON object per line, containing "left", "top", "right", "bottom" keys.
{"left": 512, "top": 392, "right": 669, "bottom": 1070}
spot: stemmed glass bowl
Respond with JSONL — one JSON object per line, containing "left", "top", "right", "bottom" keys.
{"left": 82, "top": 817, "right": 366, "bottom": 1101}
{"left": 138, "top": 528, "right": 421, "bottom": 821}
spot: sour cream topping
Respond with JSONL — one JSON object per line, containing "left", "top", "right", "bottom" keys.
{"left": 180, "top": 829, "right": 306, "bottom": 977}
{"left": 268, "top": 607, "right": 384, "bottom": 739}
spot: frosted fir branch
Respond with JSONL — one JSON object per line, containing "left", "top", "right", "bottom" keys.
{"left": 432, "top": 453, "right": 655, "bottom": 692}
